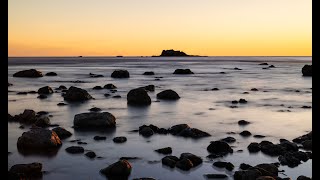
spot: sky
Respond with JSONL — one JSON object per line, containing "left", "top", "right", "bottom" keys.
{"left": 8, "top": 0, "right": 312, "bottom": 56}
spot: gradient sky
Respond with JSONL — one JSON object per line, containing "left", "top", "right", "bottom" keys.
{"left": 8, "top": 0, "right": 311, "bottom": 56}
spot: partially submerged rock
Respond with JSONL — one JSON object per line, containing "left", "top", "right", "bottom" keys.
{"left": 65, "top": 146, "right": 84, "bottom": 154}
{"left": 302, "top": 65, "right": 312, "bottom": 76}
{"left": 64, "top": 86, "right": 93, "bottom": 102}
{"left": 73, "top": 112, "right": 116, "bottom": 129}
{"left": 207, "top": 141, "right": 233, "bottom": 156}
{"left": 45, "top": 72, "right": 57, "bottom": 76}
{"left": 85, "top": 151, "right": 96, "bottom": 159}
{"left": 111, "top": 70, "right": 130, "bottom": 78}
{"left": 9, "top": 162, "right": 42, "bottom": 179}
{"left": 38, "top": 86, "right": 54, "bottom": 94}
{"left": 162, "top": 156, "right": 179, "bottom": 168}
{"left": 104, "top": 83, "right": 117, "bottom": 89}
{"left": 213, "top": 161, "right": 234, "bottom": 171}
{"left": 13, "top": 69, "right": 43, "bottom": 78}
{"left": 100, "top": 160, "right": 132, "bottom": 178}
{"left": 52, "top": 127, "right": 72, "bottom": 139}
{"left": 157, "top": 89, "right": 180, "bottom": 100}
{"left": 113, "top": 136, "right": 127, "bottom": 143}
{"left": 127, "top": 88, "right": 151, "bottom": 106}
{"left": 155, "top": 147, "right": 172, "bottom": 155}
{"left": 143, "top": 71, "right": 155, "bottom": 75}
{"left": 173, "top": 69, "right": 194, "bottom": 74}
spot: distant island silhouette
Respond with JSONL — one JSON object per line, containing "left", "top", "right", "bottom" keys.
{"left": 151, "top": 49, "right": 205, "bottom": 57}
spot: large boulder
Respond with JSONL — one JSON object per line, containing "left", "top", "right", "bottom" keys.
{"left": 17, "top": 128, "right": 62, "bottom": 150}
{"left": 234, "top": 169, "right": 262, "bottom": 180}
{"left": 302, "top": 65, "right": 312, "bottom": 76}
{"left": 34, "top": 117, "right": 50, "bottom": 127}
{"left": 52, "top": 127, "right": 72, "bottom": 139}
{"left": 73, "top": 112, "right": 116, "bottom": 129}
{"left": 38, "top": 86, "right": 54, "bottom": 94}
{"left": 63, "top": 86, "right": 93, "bottom": 102}
{"left": 176, "top": 158, "right": 193, "bottom": 171}
{"left": 11, "top": 109, "right": 37, "bottom": 124}
{"left": 127, "top": 88, "right": 151, "bottom": 106}
{"left": 173, "top": 69, "right": 194, "bottom": 74}
{"left": 207, "top": 141, "right": 233, "bottom": 156}
{"left": 111, "top": 70, "right": 130, "bottom": 78}
{"left": 157, "top": 89, "right": 180, "bottom": 100}
{"left": 9, "top": 162, "right": 42, "bottom": 179}
{"left": 100, "top": 160, "right": 132, "bottom": 178}
{"left": 180, "top": 153, "right": 202, "bottom": 167}
{"left": 162, "top": 156, "right": 179, "bottom": 168}
{"left": 13, "top": 69, "right": 43, "bottom": 78}
{"left": 104, "top": 83, "right": 117, "bottom": 89}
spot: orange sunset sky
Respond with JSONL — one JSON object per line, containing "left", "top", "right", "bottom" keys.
{"left": 8, "top": 0, "right": 311, "bottom": 57}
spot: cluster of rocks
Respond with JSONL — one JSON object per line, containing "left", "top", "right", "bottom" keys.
{"left": 234, "top": 163, "right": 281, "bottom": 180}
{"left": 8, "top": 109, "right": 51, "bottom": 127}
{"left": 138, "top": 124, "right": 210, "bottom": 139}
{"left": 162, "top": 153, "right": 202, "bottom": 171}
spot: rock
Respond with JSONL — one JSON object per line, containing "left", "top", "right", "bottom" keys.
{"left": 37, "top": 111, "right": 49, "bottom": 116}
{"left": 89, "top": 107, "right": 101, "bottom": 112}
{"left": 100, "top": 160, "right": 132, "bottom": 178}
{"left": 64, "top": 86, "right": 93, "bottom": 102}
{"left": 239, "top": 98, "right": 248, "bottom": 103}
{"left": 173, "top": 69, "right": 194, "bottom": 74}
{"left": 259, "top": 63, "right": 269, "bottom": 65}
{"left": 180, "top": 153, "right": 202, "bottom": 166}
{"left": 207, "top": 141, "right": 233, "bottom": 155}
{"left": 9, "top": 162, "right": 42, "bottom": 179}
{"left": 37, "top": 94, "right": 47, "bottom": 99}
{"left": 234, "top": 67, "right": 242, "bottom": 70}
{"left": 158, "top": 128, "right": 168, "bottom": 134}
{"left": 111, "top": 70, "right": 130, "bottom": 78}
{"left": 269, "top": 65, "right": 275, "bottom": 68}
{"left": 157, "top": 89, "right": 180, "bottom": 100}
{"left": 177, "top": 127, "right": 211, "bottom": 138}
{"left": 104, "top": 93, "right": 111, "bottom": 97}
{"left": 248, "top": 142, "right": 261, "bottom": 152}
{"left": 278, "top": 151, "right": 309, "bottom": 167}
{"left": 85, "top": 151, "right": 96, "bottom": 158}
{"left": 260, "top": 141, "right": 286, "bottom": 156}
{"left": 251, "top": 88, "right": 259, "bottom": 91}
{"left": 232, "top": 100, "right": 238, "bottom": 104}
{"left": 45, "top": 72, "right": 57, "bottom": 76}
{"left": 302, "top": 65, "right": 312, "bottom": 76}
{"left": 52, "top": 127, "right": 72, "bottom": 139}
{"left": 127, "top": 88, "right": 151, "bottom": 106}
{"left": 57, "top": 85, "right": 67, "bottom": 90}
{"left": 12, "top": 109, "right": 37, "bottom": 124}
{"left": 254, "top": 135, "right": 266, "bottom": 138}
{"left": 255, "top": 163, "right": 278, "bottom": 176}
{"left": 139, "top": 126, "right": 154, "bottom": 137}
{"left": 89, "top": 73, "right": 104, "bottom": 78}
{"left": 297, "top": 175, "right": 312, "bottom": 180}
{"left": 143, "top": 71, "right": 155, "bottom": 75}
{"left": 213, "top": 161, "right": 234, "bottom": 171}
{"left": 113, "top": 136, "right": 127, "bottom": 143}
{"left": 13, "top": 69, "right": 43, "bottom": 78}
{"left": 74, "top": 112, "right": 116, "bottom": 129}
{"left": 17, "top": 92, "right": 28, "bottom": 95}
{"left": 65, "top": 146, "right": 84, "bottom": 154}
{"left": 34, "top": 116, "right": 50, "bottom": 127}
{"left": 302, "top": 140, "right": 312, "bottom": 150}
{"left": 57, "top": 102, "right": 67, "bottom": 106}
{"left": 293, "top": 132, "right": 312, "bottom": 144}
{"left": 8, "top": 82, "right": 13, "bottom": 86}
{"left": 243, "top": 92, "right": 249, "bottom": 94}
{"left": 93, "top": 86, "right": 103, "bottom": 90}
{"left": 279, "top": 140, "right": 299, "bottom": 151}
{"left": 176, "top": 158, "right": 193, "bottom": 171}
{"left": 104, "top": 83, "right": 117, "bottom": 89}
{"left": 113, "top": 95, "right": 121, "bottom": 98}
{"left": 17, "top": 128, "right": 62, "bottom": 150}
{"left": 94, "top": 136, "right": 106, "bottom": 140}
{"left": 240, "top": 130, "right": 252, "bottom": 137}
{"left": 142, "top": 85, "right": 155, "bottom": 92}
{"left": 120, "top": 157, "right": 140, "bottom": 160}
{"left": 204, "top": 174, "right": 228, "bottom": 179}
{"left": 220, "top": 137, "right": 236, "bottom": 143}
{"left": 162, "top": 156, "right": 179, "bottom": 168}
{"left": 169, "top": 124, "right": 190, "bottom": 135}
{"left": 240, "top": 163, "right": 252, "bottom": 170}
{"left": 234, "top": 169, "right": 262, "bottom": 180}
{"left": 160, "top": 49, "right": 189, "bottom": 56}
{"left": 155, "top": 147, "right": 172, "bottom": 154}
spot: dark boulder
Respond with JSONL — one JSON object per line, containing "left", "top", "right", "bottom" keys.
{"left": 142, "top": 85, "right": 155, "bottom": 92}
{"left": 177, "top": 127, "right": 211, "bottom": 138}
{"left": 293, "top": 131, "right": 312, "bottom": 143}
{"left": 155, "top": 147, "right": 172, "bottom": 154}
{"left": 113, "top": 136, "right": 127, "bottom": 143}
{"left": 297, "top": 175, "right": 312, "bottom": 180}
{"left": 143, "top": 71, "right": 155, "bottom": 75}
{"left": 100, "top": 160, "right": 132, "bottom": 178}
{"left": 104, "top": 83, "right": 117, "bottom": 89}
{"left": 64, "top": 86, "right": 93, "bottom": 102}
{"left": 302, "top": 140, "right": 312, "bottom": 150}
{"left": 45, "top": 72, "right": 57, "bottom": 76}
{"left": 255, "top": 163, "right": 278, "bottom": 176}
{"left": 11, "top": 109, "right": 37, "bottom": 124}
{"left": 302, "top": 65, "right": 312, "bottom": 76}
{"left": 127, "top": 88, "right": 151, "bottom": 106}
{"left": 89, "top": 107, "right": 102, "bottom": 112}
{"left": 93, "top": 86, "right": 103, "bottom": 90}
{"left": 259, "top": 63, "right": 269, "bottom": 65}
{"left": 94, "top": 136, "right": 106, "bottom": 140}
{"left": 162, "top": 156, "right": 179, "bottom": 168}
{"left": 180, "top": 153, "right": 203, "bottom": 167}
{"left": 73, "top": 112, "right": 116, "bottom": 129}
{"left": 38, "top": 86, "right": 54, "bottom": 94}
{"left": 251, "top": 88, "right": 259, "bottom": 91}
{"left": 176, "top": 158, "right": 193, "bottom": 171}
{"left": 139, "top": 126, "right": 154, "bottom": 137}
{"left": 260, "top": 141, "right": 286, "bottom": 156}
{"left": 65, "top": 146, "right": 84, "bottom": 154}
{"left": 220, "top": 137, "right": 236, "bottom": 143}
{"left": 248, "top": 142, "right": 261, "bottom": 152}
{"left": 173, "top": 69, "right": 194, "bottom": 74}
{"left": 240, "top": 163, "right": 252, "bottom": 170}
{"left": 239, "top": 99, "right": 248, "bottom": 103}
{"left": 111, "top": 70, "right": 130, "bottom": 78}
{"left": 34, "top": 116, "right": 50, "bottom": 127}
{"left": 52, "top": 127, "right": 72, "bottom": 139}
{"left": 234, "top": 169, "right": 262, "bottom": 180}
{"left": 240, "top": 130, "right": 252, "bottom": 137}
{"left": 9, "top": 162, "right": 42, "bottom": 179}
{"left": 85, "top": 151, "right": 96, "bottom": 158}
{"left": 13, "top": 69, "right": 43, "bottom": 78}
{"left": 157, "top": 89, "right": 180, "bottom": 100}
{"left": 168, "top": 124, "right": 190, "bottom": 135}
{"left": 207, "top": 141, "right": 233, "bottom": 155}
{"left": 37, "top": 94, "right": 47, "bottom": 99}
{"left": 213, "top": 161, "right": 234, "bottom": 171}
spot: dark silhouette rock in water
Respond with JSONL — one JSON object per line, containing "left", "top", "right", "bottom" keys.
{"left": 160, "top": 49, "right": 189, "bottom": 56}
{"left": 259, "top": 63, "right": 269, "bottom": 65}
{"left": 157, "top": 89, "right": 180, "bottom": 100}
{"left": 13, "top": 69, "right": 43, "bottom": 77}
{"left": 52, "top": 127, "right": 72, "bottom": 139}
{"left": 45, "top": 72, "right": 57, "bottom": 76}
{"left": 73, "top": 112, "right": 116, "bottom": 129}
{"left": 85, "top": 151, "right": 96, "bottom": 159}
{"left": 169, "top": 124, "right": 190, "bottom": 135}
{"left": 173, "top": 69, "right": 194, "bottom": 74}
{"left": 127, "top": 88, "right": 151, "bottom": 106}
{"left": 155, "top": 147, "right": 172, "bottom": 154}
{"left": 9, "top": 162, "right": 43, "bottom": 179}
{"left": 141, "top": 85, "right": 155, "bottom": 92}
{"left": 162, "top": 156, "right": 179, "bottom": 168}
{"left": 100, "top": 160, "right": 132, "bottom": 178}
{"left": 104, "top": 83, "right": 117, "bottom": 89}
{"left": 143, "top": 71, "right": 155, "bottom": 75}
{"left": 38, "top": 86, "right": 53, "bottom": 94}
{"left": 180, "top": 153, "right": 203, "bottom": 167}
{"left": 93, "top": 86, "right": 103, "bottom": 90}
{"left": 10, "top": 109, "right": 37, "bottom": 124}
{"left": 17, "top": 128, "right": 62, "bottom": 150}
{"left": 65, "top": 146, "right": 84, "bottom": 154}
{"left": 111, "top": 70, "right": 130, "bottom": 78}
{"left": 176, "top": 158, "right": 194, "bottom": 171}
{"left": 113, "top": 136, "right": 127, "bottom": 143}
{"left": 64, "top": 86, "right": 93, "bottom": 102}
{"left": 302, "top": 65, "right": 312, "bottom": 76}
{"left": 297, "top": 175, "right": 312, "bottom": 180}
{"left": 204, "top": 174, "right": 228, "bottom": 179}
{"left": 207, "top": 141, "right": 233, "bottom": 156}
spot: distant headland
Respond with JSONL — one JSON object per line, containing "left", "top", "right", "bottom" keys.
{"left": 151, "top": 49, "right": 206, "bottom": 57}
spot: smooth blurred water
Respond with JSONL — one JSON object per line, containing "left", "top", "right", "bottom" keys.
{"left": 8, "top": 57, "right": 312, "bottom": 180}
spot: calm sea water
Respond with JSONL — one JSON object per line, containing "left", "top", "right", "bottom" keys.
{"left": 8, "top": 57, "right": 312, "bottom": 180}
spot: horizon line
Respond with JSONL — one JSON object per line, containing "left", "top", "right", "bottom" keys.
{"left": 8, "top": 55, "right": 312, "bottom": 58}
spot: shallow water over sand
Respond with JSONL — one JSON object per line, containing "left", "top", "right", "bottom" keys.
{"left": 8, "top": 57, "right": 312, "bottom": 179}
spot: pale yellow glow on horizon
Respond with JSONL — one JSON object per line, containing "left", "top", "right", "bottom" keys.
{"left": 8, "top": 0, "right": 311, "bottom": 56}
